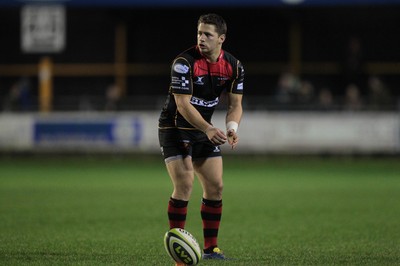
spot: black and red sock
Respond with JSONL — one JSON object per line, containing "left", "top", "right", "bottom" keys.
{"left": 167, "top": 197, "right": 188, "bottom": 229}
{"left": 201, "top": 198, "right": 222, "bottom": 253}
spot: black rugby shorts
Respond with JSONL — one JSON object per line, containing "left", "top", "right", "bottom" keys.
{"left": 158, "top": 128, "right": 221, "bottom": 161}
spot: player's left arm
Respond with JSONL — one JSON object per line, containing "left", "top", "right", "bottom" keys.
{"left": 226, "top": 93, "right": 243, "bottom": 149}
{"left": 226, "top": 60, "right": 244, "bottom": 149}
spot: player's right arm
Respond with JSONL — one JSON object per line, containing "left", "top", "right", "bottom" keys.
{"left": 174, "top": 94, "right": 227, "bottom": 145}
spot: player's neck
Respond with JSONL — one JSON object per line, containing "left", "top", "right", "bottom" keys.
{"left": 202, "top": 49, "right": 222, "bottom": 63}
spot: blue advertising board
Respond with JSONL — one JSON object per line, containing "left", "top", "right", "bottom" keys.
{"left": 34, "top": 118, "right": 143, "bottom": 148}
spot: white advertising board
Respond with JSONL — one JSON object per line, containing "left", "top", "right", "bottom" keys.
{"left": 0, "top": 115, "right": 33, "bottom": 150}
{"left": 0, "top": 112, "right": 398, "bottom": 154}
{"left": 235, "top": 112, "right": 399, "bottom": 153}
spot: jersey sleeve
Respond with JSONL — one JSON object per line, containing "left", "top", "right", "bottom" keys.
{"left": 170, "top": 57, "right": 192, "bottom": 95}
{"left": 230, "top": 60, "right": 244, "bottom": 94}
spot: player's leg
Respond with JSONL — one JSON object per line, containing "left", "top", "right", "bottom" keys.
{"left": 159, "top": 128, "right": 195, "bottom": 230}
{"left": 194, "top": 156, "right": 223, "bottom": 200}
{"left": 193, "top": 156, "right": 226, "bottom": 259}
{"left": 166, "top": 156, "right": 195, "bottom": 201}
{"left": 165, "top": 156, "right": 195, "bottom": 229}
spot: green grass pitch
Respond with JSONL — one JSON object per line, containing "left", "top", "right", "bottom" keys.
{"left": 1, "top": 155, "right": 399, "bottom": 265}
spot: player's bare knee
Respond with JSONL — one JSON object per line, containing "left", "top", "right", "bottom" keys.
{"left": 205, "top": 182, "right": 223, "bottom": 199}
{"left": 173, "top": 173, "right": 194, "bottom": 196}
{"left": 173, "top": 181, "right": 193, "bottom": 200}
{"left": 215, "top": 183, "right": 223, "bottom": 198}
{"left": 180, "top": 180, "right": 194, "bottom": 192}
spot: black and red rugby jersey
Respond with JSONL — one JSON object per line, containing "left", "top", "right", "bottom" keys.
{"left": 159, "top": 46, "right": 244, "bottom": 130}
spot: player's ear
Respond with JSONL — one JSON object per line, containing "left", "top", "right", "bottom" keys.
{"left": 218, "top": 34, "right": 226, "bottom": 44}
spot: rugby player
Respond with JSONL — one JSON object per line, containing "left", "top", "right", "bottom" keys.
{"left": 158, "top": 13, "right": 244, "bottom": 264}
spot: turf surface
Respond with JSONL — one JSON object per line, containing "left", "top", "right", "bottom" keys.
{"left": 0, "top": 155, "right": 399, "bottom": 265}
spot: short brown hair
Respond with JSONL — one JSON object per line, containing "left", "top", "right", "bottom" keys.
{"left": 198, "top": 13, "right": 227, "bottom": 36}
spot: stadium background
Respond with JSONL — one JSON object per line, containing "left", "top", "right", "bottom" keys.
{"left": 1, "top": 0, "right": 400, "bottom": 111}
{"left": 0, "top": 0, "right": 400, "bottom": 154}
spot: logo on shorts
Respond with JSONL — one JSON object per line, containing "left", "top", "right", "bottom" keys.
{"left": 213, "top": 146, "right": 220, "bottom": 152}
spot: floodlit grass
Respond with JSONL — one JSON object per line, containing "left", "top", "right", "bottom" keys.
{"left": 0, "top": 155, "right": 399, "bottom": 265}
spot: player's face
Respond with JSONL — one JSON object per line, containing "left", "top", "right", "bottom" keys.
{"left": 197, "top": 23, "right": 225, "bottom": 59}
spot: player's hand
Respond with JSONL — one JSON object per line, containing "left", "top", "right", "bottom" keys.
{"left": 227, "top": 129, "right": 239, "bottom": 149}
{"left": 205, "top": 126, "right": 227, "bottom": 145}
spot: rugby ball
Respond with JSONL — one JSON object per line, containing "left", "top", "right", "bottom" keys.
{"left": 164, "top": 228, "right": 202, "bottom": 265}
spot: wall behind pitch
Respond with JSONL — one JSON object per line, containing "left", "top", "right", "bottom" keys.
{"left": 232, "top": 112, "right": 400, "bottom": 154}
{"left": 0, "top": 112, "right": 399, "bottom": 154}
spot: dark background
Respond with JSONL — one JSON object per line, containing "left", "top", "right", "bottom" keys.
{"left": 0, "top": 5, "right": 399, "bottom": 110}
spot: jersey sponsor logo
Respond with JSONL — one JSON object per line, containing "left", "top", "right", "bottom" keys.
{"left": 171, "top": 76, "right": 180, "bottom": 85}
{"left": 180, "top": 77, "right": 190, "bottom": 87}
{"left": 237, "top": 83, "right": 243, "bottom": 91}
{"left": 217, "top": 77, "right": 229, "bottom": 86}
{"left": 171, "top": 85, "right": 189, "bottom": 91}
{"left": 171, "top": 76, "right": 190, "bottom": 90}
{"left": 190, "top": 96, "right": 219, "bottom": 107}
{"left": 173, "top": 63, "right": 189, "bottom": 74}
{"left": 193, "top": 76, "right": 205, "bottom": 85}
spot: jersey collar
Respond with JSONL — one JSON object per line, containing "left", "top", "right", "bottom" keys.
{"left": 196, "top": 45, "right": 224, "bottom": 63}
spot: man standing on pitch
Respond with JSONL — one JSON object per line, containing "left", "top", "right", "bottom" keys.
{"left": 158, "top": 13, "right": 244, "bottom": 261}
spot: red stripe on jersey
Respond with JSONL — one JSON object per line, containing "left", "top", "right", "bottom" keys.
{"left": 193, "top": 51, "right": 233, "bottom": 78}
